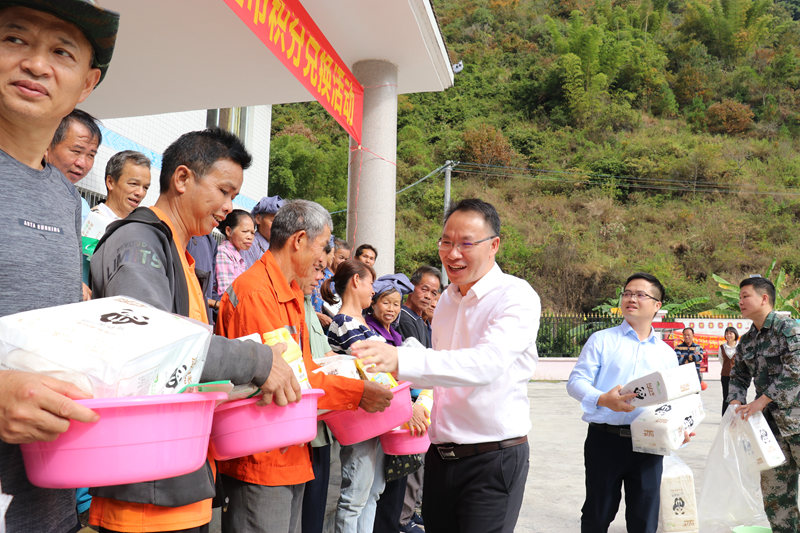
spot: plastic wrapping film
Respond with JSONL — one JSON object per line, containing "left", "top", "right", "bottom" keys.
{"left": 698, "top": 408, "right": 771, "bottom": 532}
{"left": 0, "top": 296, "right": 211, "bottom": 397}
{"left": 659, "top": 454, "right": 698, "bottom": 533}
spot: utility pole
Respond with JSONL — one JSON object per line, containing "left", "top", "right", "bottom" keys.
{"left": 443, "top": 160, "right": 452, "bottom": 219}
{"left": 441, "top": 160, "right": 453, "bottom": 286}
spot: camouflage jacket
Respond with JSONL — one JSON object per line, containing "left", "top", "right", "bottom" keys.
{"left": 728, "top": 311, "right": 800, "bottom": 436}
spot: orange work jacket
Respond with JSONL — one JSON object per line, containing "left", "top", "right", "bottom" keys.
{"left": 216, "top": 251, "right": 364, "bottom": 486}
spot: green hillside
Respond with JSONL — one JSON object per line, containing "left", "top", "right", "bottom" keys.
{"left": 268, "top": 0, "right": 800, "bottom": 313}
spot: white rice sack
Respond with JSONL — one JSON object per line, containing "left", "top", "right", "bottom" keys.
{"left": 0, "top": 296, "right": 211, "bottom": 397}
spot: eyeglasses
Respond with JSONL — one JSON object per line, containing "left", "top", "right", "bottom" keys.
{"left": 620, "top": 290, "right": 660, "bottom": 302}
{"left": 437, "top": 235, "right": 497, "bottom": 252}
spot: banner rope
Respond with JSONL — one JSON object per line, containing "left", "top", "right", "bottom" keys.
{"left": 347, "top": 143, "right": 397, "bottom": 244}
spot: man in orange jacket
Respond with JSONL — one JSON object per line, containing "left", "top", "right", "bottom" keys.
{"left": 216, "top": 199, "right": 394, "bottom": 533}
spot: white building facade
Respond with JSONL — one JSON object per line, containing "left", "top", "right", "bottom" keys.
{"left": 79, "top": 106, "right": 272, "bottom": 212}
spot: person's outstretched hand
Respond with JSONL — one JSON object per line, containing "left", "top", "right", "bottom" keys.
{"left": 0, "top": 370, "right": 98, "bottom": 444}
{"left": 258, "top": 343, "right": 302, "bottom": 406}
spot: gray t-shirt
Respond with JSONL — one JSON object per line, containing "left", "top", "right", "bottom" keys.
{"left": 0, "top": 148, "right": 81, "bottom": 532}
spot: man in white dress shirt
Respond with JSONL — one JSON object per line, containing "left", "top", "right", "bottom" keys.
{"left": 93, "top": 150, "right": 151, "bottom": 220}
{"left": 353, "top": 198, "right": 541, "bottom": 533}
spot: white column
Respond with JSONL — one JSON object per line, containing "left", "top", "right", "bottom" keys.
{"left": 347, "top": 60, "right": 398, "bottom": 277}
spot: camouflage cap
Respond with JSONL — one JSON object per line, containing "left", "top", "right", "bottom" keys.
{"left": 0, "top": 0, "right": 120, "bottom": 84}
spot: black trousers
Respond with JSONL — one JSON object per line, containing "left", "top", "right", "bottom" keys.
{"left": 421, "top": 441, "right": 529, "bottom": 533}
{"left": 581, "top": 425, "right": 663, "bottom": 533}
{"left": 301, "top": 444, "right": 331, "bottom": 533}
{"left": 721, "top": 375, "right": 730, "bottom": 416}
{"left": 373, "top": 475, "right": 408, "bottom": 533}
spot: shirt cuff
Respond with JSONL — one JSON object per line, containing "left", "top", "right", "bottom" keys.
{"left": 581, "top": 390, "right": 601, "bottom": 415}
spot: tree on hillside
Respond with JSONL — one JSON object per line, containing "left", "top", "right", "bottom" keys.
{"left": 268, "top": 133, "right": 348, "bottom": 217}
{"left": 778, "top": 0, "right": 800, "bottom": 19}
{"left": 680, "top": 0, "right": 774, "bottom": 61}
{"left": 713, "top": 260, "right": 800, "bottom": 315}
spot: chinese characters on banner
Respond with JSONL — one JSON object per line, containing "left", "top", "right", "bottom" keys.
{"left": 223, "top": 0, "right": 364, "bottom": 144}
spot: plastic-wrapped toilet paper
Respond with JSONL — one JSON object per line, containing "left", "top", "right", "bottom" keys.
{"left": 659, "top": 454, "right": 698, "bottom": 532}
{"left": 631, "top": 393, "right": 704, "bottom": 455}
{"left": 621, "top": 364, "right": 700, "bottom": 407}
{"left": 0, "top": 296, "right": 211, "bottom": 397}
{"left": 733, "top": 410, "right": 786, "bottom": 471}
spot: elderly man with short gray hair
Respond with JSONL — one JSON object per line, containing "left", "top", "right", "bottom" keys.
{"left": 92, "top": 150, "right": 151, "bottom": 221}
{"left": 217, "top": 199, "right": 393, "bottom": 533}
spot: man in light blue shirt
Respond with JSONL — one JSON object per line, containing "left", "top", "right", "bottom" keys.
{"left": 567, "top": 273, "right": 679, "bottom": 533}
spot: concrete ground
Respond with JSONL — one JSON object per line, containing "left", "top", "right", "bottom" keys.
{"left": 521, "top": 380, "right": 729, "bottom": 532}
{"left": 203, "top": 379, "right": 744, "bottom": 533}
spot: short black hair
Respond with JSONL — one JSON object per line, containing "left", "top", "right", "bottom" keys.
{"left": 444, "top": 198, "right": 501, "bottom": 237}
{"left": 50, "top": 108, "right": 102, "bottom": 149}
{"left": 410, "top": 265, "right": 442, "bottom": 288}
{"left": 624, "top": 272, "right": 665, "bottom": 302}
{"left": 355, "top": 243, "right": 377, "bottom": 260}
{"left": 218, "top": 209, "right": 253, "bottom": 237}
{"left": 682, "top": 327, "right": 694, "bottom": 334}
{"left": 724, "top": 326, "right": 739, "bottom": 341}
{"left": 160, "top": 128, "right": 252, "bottom": 191}
{"left": 739, "top": 276, "right": 776, "bottom": 307}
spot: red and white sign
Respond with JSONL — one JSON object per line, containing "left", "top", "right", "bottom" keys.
{"left": 666, "top": 318, "right": 752, "bottom": 358}
{"left": 223, "top": 0, "right": 364, "bottom": 144}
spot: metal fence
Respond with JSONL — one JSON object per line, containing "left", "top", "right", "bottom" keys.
{"left": 537, "top": 312, "right": 745, "bottom": 357}
{"left": 537, "top": 313, "right": 619, "bottom": 357}
{"left": 76, "top": 186, "right": 106, "bottom": 209}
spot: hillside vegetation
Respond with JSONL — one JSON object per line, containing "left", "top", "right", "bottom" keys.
{"left": 268, "top": 0, "right": 800, "bottom": 313}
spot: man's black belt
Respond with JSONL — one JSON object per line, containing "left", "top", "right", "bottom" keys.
{"left": 434, "top": 436, "right": 528, "bottom": 461}
{"left": 589, "top": 423, "right": 632, "bottom": 438}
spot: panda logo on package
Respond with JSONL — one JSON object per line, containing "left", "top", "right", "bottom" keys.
{"left": 167, "top": 364, "right": 188, "bottom": 389}
{"left": 672, "top": 497, "right": 685, "bottom": 515}
{"left": 100, "top": 308, "right": 149, "bottom": 326}
{"left": 655, "top": 404, "right": 672, "bottom": 415}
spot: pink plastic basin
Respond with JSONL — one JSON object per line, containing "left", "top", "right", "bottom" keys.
{"left": 380, "top": 428, "right": 432, "bottom": 455}
{"left": 20, "top": 391, "right": 227, "bottom": 489}
{"left": 321, "top": 382, "right": 412, "bottom": 446}
{"left": 210, "top": 389, "right": 324, "bottom": 461}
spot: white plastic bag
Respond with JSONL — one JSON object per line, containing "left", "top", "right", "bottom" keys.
{"left": 0, "top": 296, "right": 212, "bottom": 397}
{"left": 698, "top": 408, "right": 770, "bottom": 532}
{"left": 0, "top": 479, "right": 12, "bottom": 533}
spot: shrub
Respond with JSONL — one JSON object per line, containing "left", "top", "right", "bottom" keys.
{"left": 705, "top": 99, "right": 754, "bottom": 134}
{"left": 460, "top": 125, "right": 516, "bottom": 166}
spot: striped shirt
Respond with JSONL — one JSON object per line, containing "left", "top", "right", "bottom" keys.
{"left": 327, "top": 313, "right": 385, "bottom": 354}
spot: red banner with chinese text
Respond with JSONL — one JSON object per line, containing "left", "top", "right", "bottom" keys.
{"left": 222, "top": 0, "right": 364, "bottom": 144}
